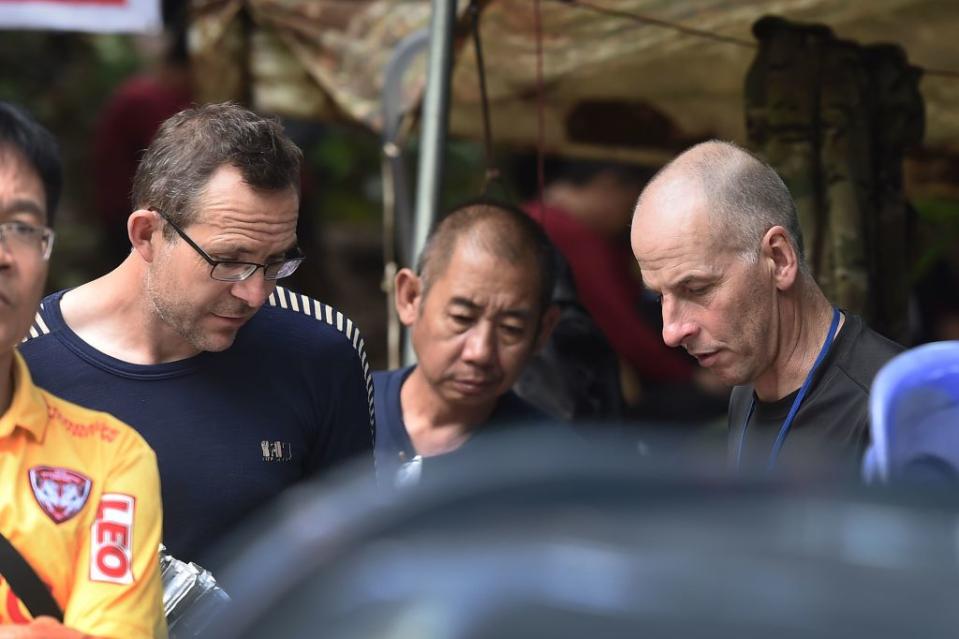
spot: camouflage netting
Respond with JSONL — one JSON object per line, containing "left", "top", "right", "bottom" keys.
{"left": 189, "top": 1, "right": 948, "bottom": 341}
{"left": 189, "top": 0, "right": 958, "bottom": 160}
{"left": 746, "top": 17, "right": 924, "bottom": 342}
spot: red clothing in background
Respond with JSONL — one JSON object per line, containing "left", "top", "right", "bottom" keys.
{"left": 94, "top": 74, "right": 191, "bottom": 225}
{"left": 526, "top": 201, "right": 695, "bottom": 384}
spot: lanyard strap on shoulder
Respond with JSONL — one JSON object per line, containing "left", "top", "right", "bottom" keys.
{"left": 737, "top": 307, "right": 841, "bottom": 471}
{"left": 0, "top": 531, "right": 64, "bottom": 621}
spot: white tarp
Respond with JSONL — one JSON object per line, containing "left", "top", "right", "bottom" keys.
{"left": 192, "top": 0, "right": 959, "bottom": 158}
{"left": 0, "top": 0, "right": 160, "bottom": 34}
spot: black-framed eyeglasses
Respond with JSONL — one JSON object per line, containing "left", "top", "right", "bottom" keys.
{"left": 153, "top": 209, "right": 304, "bottom": 282}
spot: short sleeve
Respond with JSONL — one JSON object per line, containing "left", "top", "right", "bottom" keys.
{"left": 64, "top": 426, "right": 167, "bottom": 639}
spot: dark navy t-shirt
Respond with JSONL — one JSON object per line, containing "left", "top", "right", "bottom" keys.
{"left": 373, "top": 366, "right": 550, "bottom": 484}
{"left": 20, "top": 287, "right": 375, "bottom": 562}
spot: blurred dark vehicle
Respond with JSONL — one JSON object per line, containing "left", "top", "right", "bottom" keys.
{"left": 207, "top": 430, "right": 959, "bottom": 639}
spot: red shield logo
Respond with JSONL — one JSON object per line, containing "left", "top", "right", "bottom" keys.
{"left": 29, "top": 466, "right": 93, "bottom": 524}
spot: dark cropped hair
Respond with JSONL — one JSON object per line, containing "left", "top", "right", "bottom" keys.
{"left": 132, "top": 102, "right": 302, "bottom": 238}
{"left": 0, "top": 101, "right": 62, "bottom": 224}
{"left": 416, "top": 197, "right": 557, "bottom": 315}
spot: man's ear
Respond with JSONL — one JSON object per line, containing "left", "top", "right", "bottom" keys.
{"left": 533, "top": 303, "right": 561, "bottom": 353}
{"left": 762, "top": 225, "right": 799, "bottom": 291}
{"left": 128, "top": 209, "right": 161, "bottom": 263}
{"left": 394, "top": 268, "right": 423, "bottom": 327}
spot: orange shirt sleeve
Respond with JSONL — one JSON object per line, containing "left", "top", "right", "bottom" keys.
{"left": 63, "top": 422, "right": 167, "bottom": 639}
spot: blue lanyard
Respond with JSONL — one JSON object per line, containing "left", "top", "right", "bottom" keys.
{"left": 736, "top": 308, "right": 841, "bottom": 472}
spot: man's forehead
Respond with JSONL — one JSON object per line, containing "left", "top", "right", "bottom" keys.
{"left": 0, "top": 146, "right": 46, "bottom": 215}
{"left": 451, "top": 237, "right": 535, "bottom": 273}
{"left": 643, "top": 266, "right": 717, "bottom": 290}
{"left": 0, "top": 144, "right": 39, "bottom": 181}
{"left": 632, "top": 215, "right": 725, "bottom": 290}
{"left": 632, "top": 203, "right": 710, "bottom": 262}
{"left": 638, "top": 236, "right": 745, "bottom": 292}
{"left": 192, "top": 179, "right": 299, "bottom": 227}
{"left": 433, "top": 245, "right": 538, "bottom": 298}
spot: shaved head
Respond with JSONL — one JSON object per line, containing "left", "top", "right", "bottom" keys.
{"left": 417, "top": 198, "right": 556, "bottom": 315}
{"left": 635, "top": 140, "right": 805, "bottom": 270}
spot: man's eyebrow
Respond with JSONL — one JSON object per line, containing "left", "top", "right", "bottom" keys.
{"left": 209, "top": 240, "right": 298, "bottom": 260}
{"left": 500, "top": 309, "right": 532, "bottom": 321}
{"left": 0, "top": 200, "right": 46, "bottom": 219}
{"left": 676, "top": 275, "right": 704, "bottom": 287}
{"left": 268, "top": 242, "right": 300, "bottom": 261}
{"left": 449, "top": 297, "right": 533, "bottom": 319}
{"left": 449, "top": 297, "right": 481, "bottom": 311}
{"left": 206, "top": 243, "right": 249, "bottom": 258}
{"left": 667, "top": 274, "right": 714, "bottom": 289}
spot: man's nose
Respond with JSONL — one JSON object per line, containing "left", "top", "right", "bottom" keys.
{"left": 661, "top": 297, "right": 697, "bottom": 348}
{"left": 0, "top": 230, "right": 17, "bottom": 266}
{"left": 230, "top": 270, "right": 274, "bottom": 309}
{"left": 462, "top": 323, "right": 496, "bottom": 366}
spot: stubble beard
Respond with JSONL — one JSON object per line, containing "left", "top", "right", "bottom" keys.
{"left": 145, "top": 269, "right": 235, "bottom": 354}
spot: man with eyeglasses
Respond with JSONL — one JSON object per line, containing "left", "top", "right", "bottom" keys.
{"left": 0, "top": 102, "right": 166, "bottom": 637}
{"left": 20, "top": 103, "right": 374, "bottom": 567}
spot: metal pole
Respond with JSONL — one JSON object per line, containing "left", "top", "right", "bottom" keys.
{"left": 382, "top": 30, "right": 429, "bottom": 370}
{"left": 405, "top": 0, "right": 457, "bottom": 366}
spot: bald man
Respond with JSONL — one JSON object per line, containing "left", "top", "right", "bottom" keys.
{"left": 631, "top": 140, "right": 901, "bottom": 477}
{"left": 374, "top": 199, "right": 561, "bottom": 487}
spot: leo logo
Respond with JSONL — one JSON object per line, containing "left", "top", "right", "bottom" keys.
{"left": 89, "top": 494, "right": 135, "bottom": 585}
{"left": 28, "top": 466, "right": 92, "bottom": 524}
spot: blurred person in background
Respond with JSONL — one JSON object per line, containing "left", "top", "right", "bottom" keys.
{"left": 524, "top": 159, "right": 728, "bottom": 423}
{"left": 632, "top": 140, "right": 902, "bottom": 478}
{"left": 374, "top": 199, "right": 559, "bottom": 487}
{"left": 93, "top": 0, "right": 192, "bottom": 266}
{"left": 20, "top": 103, "right": 374, "bottom": 567}
{"left": 0, "top": 102, "right": 165, "bottom": 638}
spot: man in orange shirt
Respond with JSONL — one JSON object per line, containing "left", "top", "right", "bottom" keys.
{"left": 0, "top": 102, "right": 166, "bottom": 638}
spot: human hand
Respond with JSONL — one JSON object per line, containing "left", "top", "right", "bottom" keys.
{"left": 0, "top": 617, "right": 91, "bottom": 639}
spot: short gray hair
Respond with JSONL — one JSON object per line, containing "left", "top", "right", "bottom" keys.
{"left": 662, "top": 140, "right": 807, "bottom": 272}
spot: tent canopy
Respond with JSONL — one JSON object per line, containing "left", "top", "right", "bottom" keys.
{"left": 192, "top": 0, "right": 959, "bottom": 162}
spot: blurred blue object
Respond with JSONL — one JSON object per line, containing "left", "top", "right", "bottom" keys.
{"left": 864, "top": 341, "right": 959, "bottom": 483}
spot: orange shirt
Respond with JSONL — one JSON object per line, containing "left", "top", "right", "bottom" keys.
{"left": 0, "top": 351, "right": 166, "bottom": 638}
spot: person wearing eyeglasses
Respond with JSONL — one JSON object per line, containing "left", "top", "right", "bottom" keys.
{"left": 0, "top": 102, "right": 166, "bottom": 637}
{"left": 19, "top": 103, "right": 374, "bottom": 566}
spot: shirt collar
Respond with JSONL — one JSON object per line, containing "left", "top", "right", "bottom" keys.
{"left": 0, "top": 350, "right": 49, "bottom": 441}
